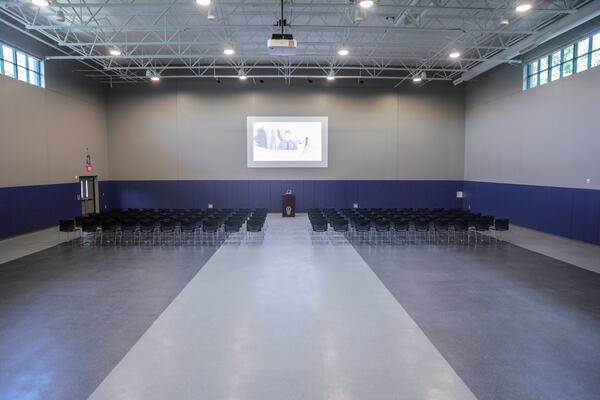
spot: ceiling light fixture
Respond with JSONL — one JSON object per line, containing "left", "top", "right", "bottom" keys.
{"left": 337, "top": 49, "right": 349, "bottom": 56}
{"left": 500, "top": 18, "right": 510, "bottom": 25}
{"left": 352, "top": 4, "right": 366, "bottom": 23}
{"left": 326, "top": 71, "right": 336, "bottom": 81}
{"left": 449, "top": 51, "right": 461, "bottom": 59}
{"left": 109, "top": 49, "right": 122, "bottom": 56}
{"left": 413, "top": 71, "right": 426, "bottom": 83}
{"left": 515, "top": 2, "right": 532, "bottom": 12}
{"left": 196, "top": 0, "right": 211, "bottom": 6}
{"left": 56, "top": 10, "right": 65, "bottom": 22}
{"left": 32, "top": 0, "right": 49, "bottom": 6}
{"left": 359, "top": 0, "right": 374, "bottom": 8}
{"left": 224, "top": 48, "right": 235, "bottom": 55}
{"left": 413, "top": 72, "right": 426, "bottom": 83}
{"left": 207, "top": 5, "right": 216, "bottom": 20}
{"left": 146, "top": 69, "right": 160, "bottom": 81}
{"left": 238, "top": 70, "right": 247, "bottom": 80}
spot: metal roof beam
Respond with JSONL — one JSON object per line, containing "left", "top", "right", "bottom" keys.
{"left": 24, "top": 23, "right": 537, "bottom": 35}
{"left": 454, "top": 0, "right": 600, "bottom": 83}
{"left": 0, "top": 1, "right": 577, "bottom": 14}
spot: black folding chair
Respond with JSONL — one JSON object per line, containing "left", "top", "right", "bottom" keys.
{"left": 58, "top": 219, "right": 77, "bottom": 242}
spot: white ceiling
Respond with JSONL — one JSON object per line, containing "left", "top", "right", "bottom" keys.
{"left": 0, "top": 0, "right": 596, "bottom": 85}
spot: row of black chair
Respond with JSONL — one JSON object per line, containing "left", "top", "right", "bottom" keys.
{"left": 307, "top": 207, "right": 509, "bottom": 244}
{"left": 59, "top": 208, "right": 269, "bottom": 246}
{"left": 308, "top": 209, "right": 349, "bottom": 233}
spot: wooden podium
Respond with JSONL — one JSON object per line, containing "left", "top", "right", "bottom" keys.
{"left": 282, "top": 193, "right": 296, "bottom": 217}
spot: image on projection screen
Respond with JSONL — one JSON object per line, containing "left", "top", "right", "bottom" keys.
{"left": 247, "top": 116, "right": 328, "bottom": 168}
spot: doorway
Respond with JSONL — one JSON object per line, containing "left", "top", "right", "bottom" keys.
{"left": 79, "top": 176, "right": 97, "bottom": 215}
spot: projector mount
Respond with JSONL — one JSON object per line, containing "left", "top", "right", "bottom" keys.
{"left": 273, "top": 0, "right": 292, "bottom": 41}
{"left": 268, "top": 0, "right": 298, "bottom": 55}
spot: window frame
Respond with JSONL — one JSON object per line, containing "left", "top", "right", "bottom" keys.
{"left": 524, "top": 29, "right": 600, "bottom": 90}
{"left": 0, "top": 41, "right": 45, "bottom": 88}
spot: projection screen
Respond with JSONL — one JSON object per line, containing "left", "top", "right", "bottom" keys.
{"left": 247, "top": 116, "right": 328, "bottom": 168}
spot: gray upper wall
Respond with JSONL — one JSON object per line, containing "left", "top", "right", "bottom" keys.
{"left": 0, "top": 21, "right": 106, "bottom": 106}
{"left": 0, "top": 23, "right": 109, "bottom": 188}
{"left": 106, "top": 80, "right": 465, "bottom": 181}
{"left": 7, "top": 14, "right": 597, "bottom": 188}
{"left": 464, "top": 22, "right": 600, "bottom": 190}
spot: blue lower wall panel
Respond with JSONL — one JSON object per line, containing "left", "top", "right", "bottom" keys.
{"left": 99, "top": 180, "right": 464, "bottom": 214}
{"left": 0, "top": 182, "right": 80, "bottom": 239}
{"left": 464, "top": 181, "right": 600, "bottom": 246}
{"left": 7, "top": 179, "right": 596, "bottom": 246}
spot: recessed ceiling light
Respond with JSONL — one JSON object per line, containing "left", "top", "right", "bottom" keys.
{"left": 413, "top": 72, "right": 426, "bottom": 83}
{"left": 359, "top": 0, "right": 374, "bottom": 8}
{"left": 109, "top": 49, "right": 122, "bottom": 56}
{"left": 196, "top": 0, "right": 211, "bottom": 6}
{"left": 224, "top": 48, "right": 235, "bottom": 55}
{"left": 32, "top": 0, "right": 49, "bottom": 6}
{"left": 515, "top": 3, "right": 532, "bottom": 12}
{"left": 338, "top": 49, "right": 349, "bottom": 56}
{"left": 353, "top": 4, "right": 366, "bottom": 23}
{"left": 449, "top": 51, "right": 461, "bottom": 59}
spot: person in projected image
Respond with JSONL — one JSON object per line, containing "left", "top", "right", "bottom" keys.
{"left": 277, "top": 129, "right": 298, "bottom": 151}
{"left": 254, "top": 127, "right": 268, "bottom": 148}
{"left": 275, "top": 129, "right": 283, "bottom": 150}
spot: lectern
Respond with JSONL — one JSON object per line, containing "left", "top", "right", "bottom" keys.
{"left": 282, "top": 193, "right": 296, "bottom": 217}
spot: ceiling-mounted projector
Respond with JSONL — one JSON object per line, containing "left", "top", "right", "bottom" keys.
{"left": 268, "top": 33, "right": 297, "bottom": 56}
{"left": 268, "top": 0, "right": 297, "bottom": 55}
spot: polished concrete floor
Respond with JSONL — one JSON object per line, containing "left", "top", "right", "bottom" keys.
{"left": 1, "top": 215, "right": 599, "bottom": 400}
{"left": 354, "top": 243, "right": 600, "bottom": 400}
{"left": 496, "top": 224, "right": 600, "bottom": 274}
{"left": 0, "top": 226, "right": 67, "bottom": 265}
{"left": 88, "top": 217, "right": 475, "bottom": 400}
{"left": 0, "top": 244, "right": 217, "bottom": 400}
